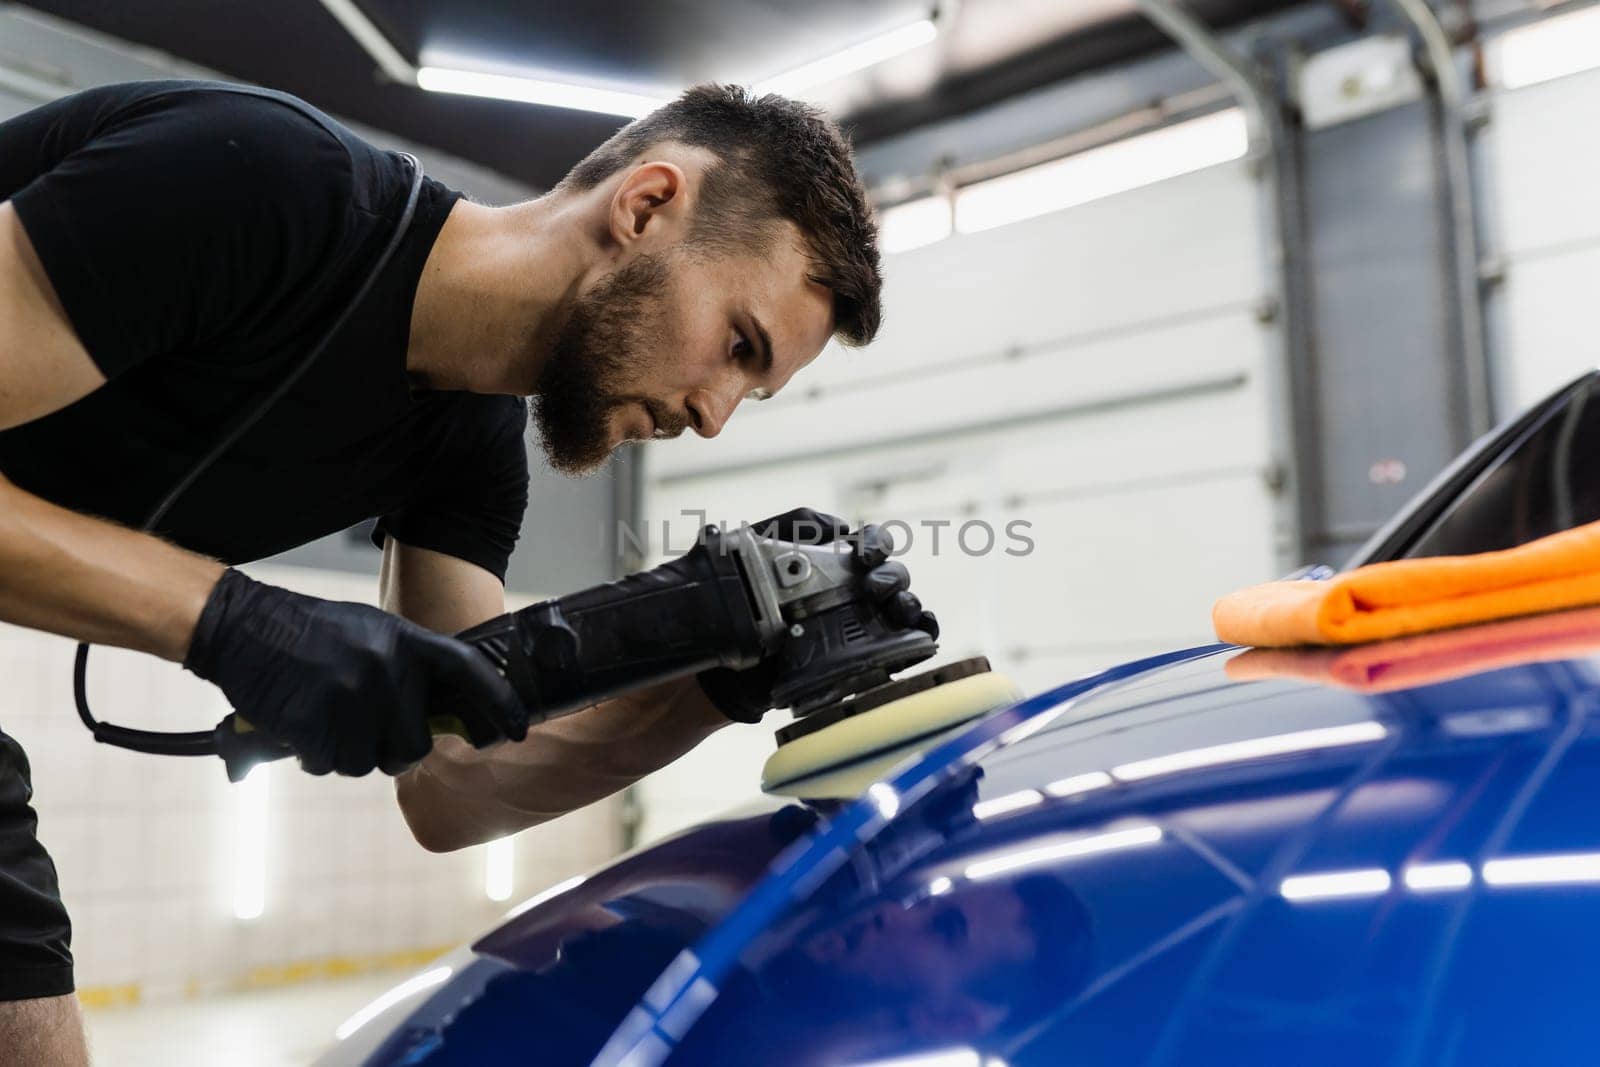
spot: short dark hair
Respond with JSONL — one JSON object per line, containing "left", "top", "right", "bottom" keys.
{"left": 558, "top": 84, "right": 883, "bottom": 347}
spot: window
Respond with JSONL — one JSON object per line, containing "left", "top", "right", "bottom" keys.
{"left": 1402, "top": 374, "right": 1600, "bottom": 559}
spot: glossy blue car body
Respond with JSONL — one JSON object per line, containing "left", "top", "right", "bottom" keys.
{"left": 321, "top": 371, "right": 1600, "bottom": 1066}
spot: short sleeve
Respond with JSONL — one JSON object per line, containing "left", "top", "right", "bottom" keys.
{"left": 372, "top": 396, "right": 531, "bottom": 583}
{"left": 6, "top": 84, "right": 354, "bottom": 379}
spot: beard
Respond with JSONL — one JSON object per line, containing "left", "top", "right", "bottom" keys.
{"left": 532, "top": 252, "right": 687, "bottom": 475}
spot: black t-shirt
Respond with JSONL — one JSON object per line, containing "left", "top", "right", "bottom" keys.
{"left": 0, "top": 81, "right": 529, "bottom": 581}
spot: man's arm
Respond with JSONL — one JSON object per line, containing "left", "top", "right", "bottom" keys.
{"left": 2, "top": 201, "right": 522, "bottom": 776}
{"left": 384, "top": 540, "right": 731, "bottom": 853}
{"left": 0, "top": 202, "right": 223, "bottom": 659}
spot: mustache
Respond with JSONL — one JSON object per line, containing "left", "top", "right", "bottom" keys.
{"left": 638, "top": 398, "right": 690, "bottom": 439}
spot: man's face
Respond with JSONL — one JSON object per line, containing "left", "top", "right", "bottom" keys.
{"left": 811, "top": 884, "right": 1035, "bottom": 998}
{"left": 533, "top": 222, "right": 835, "bottom": 475}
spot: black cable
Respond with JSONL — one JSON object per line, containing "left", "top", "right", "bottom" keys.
{"left": 74, "top": 152, "right": 425, "bottom": 757}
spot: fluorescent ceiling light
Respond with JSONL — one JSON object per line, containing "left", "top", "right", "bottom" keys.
{"left": 1111, "top": 721, "right": 1387, "bottom": 783}
{"left": 954, "top": 109, "right": 1250, "bottom": 235}
{"left": 1490, "top": 6, "right": 1600, "bottom": 90}
{"left": 335, "top": 965, "right": 453, "bottom": 1040}
{"left": 1403, "top": 861, "right": 1473, "bottom": 892}
{"left": 1280, "top": 868, "right": 1392, "bottom": 902}
{"left": 879, "top": 196, "right": 953, "bottom": 255}
{"left": 233, "top": 765, "right": 269, "bottom": 921}
{"left": 1044, "top": 771, "right": 1115, "bottom": 798}
{"left": 757, "top": 19, "right": 939, "bottom": 97}
{"left": 417, "top": 18, "right": 935, "bottom": 119}
{"left": 926, "top": 875, "right": 955, "bottom": 897}
{"left": 1483, "top": 851, "right": 1600, "bottom": 887}
{"left": 485, "top": 837, "right": 515, "bottom": 902}
{"left": 973, "top": 789, "right": 1044, "bottom": 820}
{"left": 964, "top": 824, "right": 1163, "bottom": 881}
{"left": 324, "top": 0, "right": 932, "bottom": 116}
{"left": 416, "top": 66, "right": 670, "bottom": 118}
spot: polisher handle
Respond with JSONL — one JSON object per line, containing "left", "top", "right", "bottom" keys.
{"left": 214, "top": 713, "right": 480, "bottom": 783}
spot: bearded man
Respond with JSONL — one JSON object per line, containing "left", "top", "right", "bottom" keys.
{"left": 0, "top": 79, "right": 896, "bottom": 1062}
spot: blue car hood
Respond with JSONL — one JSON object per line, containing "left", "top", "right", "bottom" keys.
{"left": 336, "top": 617, "right": 1600, "bottom": 1067}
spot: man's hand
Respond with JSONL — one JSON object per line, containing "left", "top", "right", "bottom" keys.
{"left": 185, "top": 569, "right": 528, "bottom": 776}
{"left": 697, "top": 508, "right": 940, "bottom": 723}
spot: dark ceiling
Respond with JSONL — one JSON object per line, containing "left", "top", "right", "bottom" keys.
{"left": 17, "top": 0, "right": 1309, "bottom": 191}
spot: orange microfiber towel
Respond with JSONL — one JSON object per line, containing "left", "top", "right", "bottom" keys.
{"left": 1213, "top": 520, "right": 1600, "bottom": 647}
{"left": 1224, "top": 606, "right": 1600, "bottom": 692}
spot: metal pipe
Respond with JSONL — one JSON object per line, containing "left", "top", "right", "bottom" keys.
{"left": 1134, "top": 0, "right": 1276, "bottom": 158}
{"left": 1134, "top": 0, "right": 1309, "bottom": 571}
{"left": 1393, "top": 0, "right": 1494, "bottom": 439}
{"left": 313, "top": 0, "right": 418, "bottom": 84}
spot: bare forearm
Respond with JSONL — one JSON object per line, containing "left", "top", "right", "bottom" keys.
{"left": 398, "top": 675, "right": 731, "bottom": 852}
{"left": 0, "top": 473, "right": 222, "bottom": 660}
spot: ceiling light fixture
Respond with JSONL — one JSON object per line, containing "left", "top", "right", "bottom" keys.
{"left": 756, "top": 18, "right": 939, "bottom": 97}
{"left": 232, "top": 764, "right": 269, "bottom": 921}
{"left": 484, "top": 837, "right": 515, "bottom": 902}
{"left": 1490, "top": 5, "right": 1600, "bottom": 90}
{"left": 415, "top": 67, "right": 670, "bottom": 118}
{"left": 319, "top": 0, "right": 935, "bottom": 118}
{"left": 954, "top": 109, "right": 1250, "bottom": 235}
{"left": 878, "top": 196, "right": 954, "bottom": 255}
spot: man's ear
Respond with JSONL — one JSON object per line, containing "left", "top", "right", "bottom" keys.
{"left": 608, "top": 161, "right": 689, "bottom": 248}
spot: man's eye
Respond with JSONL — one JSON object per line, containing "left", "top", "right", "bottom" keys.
{"left": 732, "top": 331, "right": 753, "bottom": 360}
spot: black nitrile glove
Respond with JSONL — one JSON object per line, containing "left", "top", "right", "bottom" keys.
{"left": 697, "top": 510, "right": 940, "bottom": 723}
{"left": 184, "top": 569, "right": 529, "bottom": 777}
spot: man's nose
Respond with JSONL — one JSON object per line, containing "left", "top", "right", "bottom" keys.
{"left": 685, "top": 388, "right": 739, "bottom": 439}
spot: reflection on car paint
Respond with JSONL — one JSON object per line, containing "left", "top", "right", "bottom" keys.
{"left": 326, "top": 625, "right": 1600, "bottom": 1067}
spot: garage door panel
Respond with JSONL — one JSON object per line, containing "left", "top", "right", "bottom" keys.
{"left": 649, "top": 308, "right": 1271, "bottom": 478}
{"left": 806, "top": 167, "right": 1267, "bottom": 396}
{"left": 809, "top": 162, "right": 1265, "bottom": 388}
{"left": 636, "top": 138, "right": 1278, "bottom": 835}
{"left": 1496, "top": 248, "right": 1600, "bottom": 413}
{"left": 992, "top": 474, "right": 1276, "bottom": 649}
{"left": 653, "top": 377, "right": 1272, "bottom": 507}
{"left": 639, "top": 467, "right": 846, "bottom": 569}
{"left": 1483, "top": 72, "right": 1600, "bottom": 258}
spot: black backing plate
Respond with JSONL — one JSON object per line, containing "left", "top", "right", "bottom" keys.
{"left": 774, "top": 656, "right": 993, "bottom": 748}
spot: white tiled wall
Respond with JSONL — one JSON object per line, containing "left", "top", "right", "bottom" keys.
{"left": 1, "top": 564, "right": 620, "bottom": 998}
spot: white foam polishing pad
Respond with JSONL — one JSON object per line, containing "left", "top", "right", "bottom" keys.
{"left": 761, "top": 670, "right": 1023, "bottom": 797}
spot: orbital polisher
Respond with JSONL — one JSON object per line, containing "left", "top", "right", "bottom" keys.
{"left": 96, "top": 521, "right": 1017, "bottom": 785}
{"left": 452, "top": 522, "right": 1017, "bottom": 797}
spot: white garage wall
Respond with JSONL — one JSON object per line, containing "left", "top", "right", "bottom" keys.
{"left": 1480, "top": 65, "right": 1600, "bottom": 413}
{"left": 636, "top": 150, "right": 1290, "bottom": 842}
{"left": 1, "top": 564, "right": 620, "bottom": 1003}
